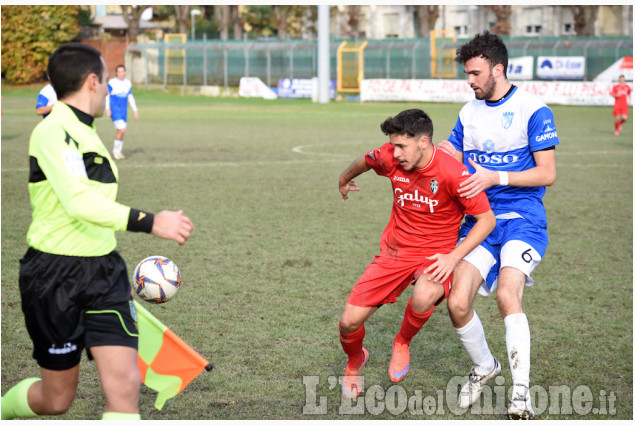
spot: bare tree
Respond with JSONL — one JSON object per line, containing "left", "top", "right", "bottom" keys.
{"left": 346, "top": 5, "right": 361, "bottom": 38}
{"left": 416, "top": 5, "right": 439, "bottom": 37}
{"left": 173, "top": 5, "right": 191, "bottom": 35}
{"left": 485, "top": 5, "right": 512, "bottom": 36}
{"left": 215, "top": 5, "right": 230, "bottom": 40}
{"left": 232, "top": 6, "right": 244, "bottom": 40}
{"left": 121, "top": 5, "right": 144, "bottom": 41}
{"left": 273, "top": 5, "right": 291, "bottom": 40}
{"left": 571, "top": 5, "right": 598, "bottom": 36}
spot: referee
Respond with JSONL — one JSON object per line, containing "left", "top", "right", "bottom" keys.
{"left": 1, "top": 43, "right": 194, "bottom": 420}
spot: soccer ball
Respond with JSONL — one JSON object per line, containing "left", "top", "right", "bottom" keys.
{"left": 133, "top": 256, "right": 181, "bottom": 303}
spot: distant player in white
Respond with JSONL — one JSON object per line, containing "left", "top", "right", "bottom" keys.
{"left": 438, "top": 31, "right": 559, "bottom": 420}
{"left": 106, "top": 65, "right": 138, "bottom": 159}
{"left": 36, "top": 83, "right": 57, "bottom": 118}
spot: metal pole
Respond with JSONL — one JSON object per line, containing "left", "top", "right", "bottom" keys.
{"left": 267, "top": 46, "right": 271, "bottom": 87}
{"left": 163, "top": 44, "right": 167, "bottom": 87}
{"left": 245, "top": 44, "right": 250, "bottom": 77}
{"left": 191, "top": 14, "right": 194, "bottom": 41}
{"left": 224, "top": 48, "right": 228, "bottom": 88}
{"left": 203, "top": 34, "right": 207, "bottom": 86}
{"left": 290, "top": 42, "right": 295, "bottom": 79}
{"left": 144, "top": 48, "right": 148, "bottom": 87}
{"left": 317, "top": 4, "right": 330, "bottom": 103}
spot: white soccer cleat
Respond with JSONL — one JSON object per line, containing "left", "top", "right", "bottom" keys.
{"left": 507, "top": 384, "right": 535, "bottom": 420}
{"left": 457, "top": 358, "right": 501, "bottom": 409}
{"left": 113, "top": 151, "right": 126, "bottom": 160}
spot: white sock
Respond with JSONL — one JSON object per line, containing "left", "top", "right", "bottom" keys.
{"left": 455, "top": 310, "right": 496, "bottom": 375}
{"left": 114, "top": 139, "right": 124, "bottom": 153}
{"left": 504, "top": 313, "right": 530, "bottom": 388}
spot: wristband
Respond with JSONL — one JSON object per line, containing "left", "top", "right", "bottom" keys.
{"left": 127, "top": 208, "right": 154, "bottom": 233}
{"left": 498, "top": 171, "right": 509, "bottom": 186}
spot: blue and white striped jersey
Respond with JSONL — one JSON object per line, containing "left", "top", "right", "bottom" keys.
{"left": 107, "top": 77, "right": 134, "bottom": 121}
{"left": 448, "top": 86, "right": 559, "bottom": 228}
{"left": 36, "top": 84, "right": 57, "bottom": 118}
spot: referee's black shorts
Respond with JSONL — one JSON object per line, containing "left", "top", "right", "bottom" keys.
{"left": 19, "top": 248, "right": 138, "bottom": 371}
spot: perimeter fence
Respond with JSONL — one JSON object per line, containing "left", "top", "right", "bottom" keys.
{"left": 126, "top": 36, "right": 632, "bottom": 88}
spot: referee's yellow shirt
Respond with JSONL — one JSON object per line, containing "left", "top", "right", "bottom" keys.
{"left": 26, "top": 102, "right": 131, "bottom": 256}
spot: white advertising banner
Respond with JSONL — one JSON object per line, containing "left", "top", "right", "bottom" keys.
{"left": 238, "top": 77, "right": 278, "bottom": 99}
{"left": 507, "top": 56, "right": 534, "bottom": 80}
{"left": 536, "top": 56, "right": 586, "bottom": 80}
{"left": 360, "top": 78, "right": 624, "bottom": 106}
{"left": 593, "top": 56, "right": 633, "bottom": 82}
{"left": 360, "top": 79, "right": 475, "bottom": 103}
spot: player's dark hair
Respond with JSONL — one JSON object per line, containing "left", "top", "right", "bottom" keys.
{"left": 116, "top": 64, "right": 126, "bottom": 71}
{"left": 380, "top": 109, "right": 433, "bottom": 141}
{"left": 455, "top": 31, "right": 508, "bottom": 77}
{"left": 47, "top": 43, "right": 105, "bottom": 100}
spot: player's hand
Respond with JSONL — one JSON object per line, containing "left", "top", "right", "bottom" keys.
{"left": 457, "top": 158, "right": 498, "bottom": 199}
{"left": 437, "top": 140, "right": 456, "bottom": 157}
{"left": 152, "top": 210, "right": 194, "bottom": 245}
{"left": 134, "top": 111, "right": 139, "bottom": 120}
{"left": 106, "top": 109, "right": 111, "bottom": 117}
{"left": 424, "top": 253, "right": 459, "bottom": 284}
{"left": 339, "top": 179, "right": 360, "bottom": 201}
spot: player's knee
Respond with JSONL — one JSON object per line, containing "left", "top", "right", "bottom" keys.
{"left": 411, "top": 292, "right": 435, "bottom": 314}
{"left": 496, "top": 287, "right": 523, "bottom": 316}
{"left": 119, "top": 370, "right": 141, "bottom": 396}
{"left": 339, "top": 315, "right": 362, "bottom": 334}
{"left": 447, "top": 293, "right": 471, "bottom": 323}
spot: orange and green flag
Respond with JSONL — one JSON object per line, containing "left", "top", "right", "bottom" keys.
{"left": 134, "top": 300, "right": 213, "bottom": 410}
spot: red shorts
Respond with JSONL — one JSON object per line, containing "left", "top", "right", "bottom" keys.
{"left": 346, "top": 254, "right": 452, "bottom": 307}
{"left": 614, "top": 102, "right": 629, "bottom": 117}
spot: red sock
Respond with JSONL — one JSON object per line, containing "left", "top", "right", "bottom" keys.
{"left": 395, "top": 298, "right": 434, "bottom": 345}
{"left": 339, "top": 322, "right": 365, "bottom": 368}
{"left": 615, "top": 120, "right": 620, "bottom": 131}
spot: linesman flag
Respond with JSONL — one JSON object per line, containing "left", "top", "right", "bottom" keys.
{"left": 134, "top": 300, "right": 213, "bottom": 410}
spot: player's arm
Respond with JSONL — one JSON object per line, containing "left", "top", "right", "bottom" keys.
{"left": 33, "top": 126, "right": 193, "bottom": 244}
{"left": 36, "top": 93, "right": 54, "bottom": 116}
{"left": 36, "top": 105, "right": 54, "bottom": 116}
{"left": 339, "top": 154, "right": 370, "bottom": 201}
{"left": 458, "top": 148, "right": 556, "bottom": 199}
{"left": 128, "top": 93, "right": 139, "bottom": 119}
{"left": 425, "top": 208, "right": 496, "bottom": 283}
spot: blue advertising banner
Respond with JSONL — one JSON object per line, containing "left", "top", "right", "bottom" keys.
{"left": 537, "top": 56, "right": 585, "bottom": 80}
{"left": 277, "top": 78, "right": 336, "bottom": 99}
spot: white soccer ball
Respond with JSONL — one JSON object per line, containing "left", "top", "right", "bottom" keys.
{"left": 133, "top": 256, "right": 181, "bottom": 303}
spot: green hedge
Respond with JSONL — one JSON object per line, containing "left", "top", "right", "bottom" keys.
{"left": 1, "top": 5, "right": 79, "bottom": 84}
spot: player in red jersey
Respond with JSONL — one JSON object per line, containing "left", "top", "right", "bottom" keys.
{"left": 337, "top": 109, "right": 495, "bottom": 398}
{"left": 611, "top": 74, "right": 632, "bottom": 136}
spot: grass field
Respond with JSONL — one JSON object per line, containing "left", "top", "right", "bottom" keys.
{"left": 1, "top": 86, "right": 632, "bottom": 420}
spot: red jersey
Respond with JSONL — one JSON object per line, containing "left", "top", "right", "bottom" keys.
{"left": 612, "top": 83, "right": 632, "bottom": 110}
{"left": 365, "top": 143, "right": 491, "bottom": 260}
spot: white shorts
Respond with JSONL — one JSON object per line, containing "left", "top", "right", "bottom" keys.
{"left": 460, "top": 239, "right": 542, "bottom": 296}
{"left": 113, "top": 119, "right": 127, "bottom": 130}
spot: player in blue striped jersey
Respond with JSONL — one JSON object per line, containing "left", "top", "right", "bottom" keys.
{"left": 36, "top": 83, "right": 57, "bottom": 118}
{"left": 106, "top": 65, "right": 139, "bottom": 160}
{"left": 438, "top": 31, "right": 559, "bottom": 420}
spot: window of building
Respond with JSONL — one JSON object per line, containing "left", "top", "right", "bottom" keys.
{"left": 524, "top": 7, "right": 543, "bottom": 36}
{"left": 562, "top": 7, "right": 575, "bottom": 35}
{"left": 453, "top": 25, "right": 468, "bottom": 37}
{"left": 450, "top": 10, "right": 469, "bottom": 37}
{"left": 383, "top": 13, "right": 400, "bottom": 38}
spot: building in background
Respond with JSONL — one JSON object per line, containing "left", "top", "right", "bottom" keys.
{"left": 331, "top": 5, "right": 632, "bottom": 40}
